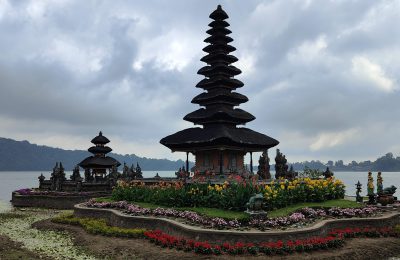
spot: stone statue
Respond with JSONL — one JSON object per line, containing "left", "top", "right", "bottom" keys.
{"left": 257, "top": 150, "right": 271, "bottom": 180}
{"left": 367, "top": 172, "right": 376, "bottom": 204}
{"left": 84, "top": 169, "right": 93, "bottom": 182}
{"left": 377, "top": 185, "right": 397, "bottom": 206}
{"left": 109, "top": 165, "right": 120, "bottom": 180}
{"left": 122, "top": 162, "right": 129, "bottom": 178}
{"left": 377, "top": 172, "right": 383, "bottom": 194}
{"left": 154, "top": 172, "right": 161, "bottom": 179}
{"left": 323, "top": 167, "right": 334, "bottom": 178}
{"left": 245, "top": 193, "right": 267, "bottom": 215}
{"left": 381, "top": 185, "right": 397, "bottom": 196}
{"left": 38, "top": 173, "right": 45, "bottom": 183}
{"left": 38, "top": 173, "right": 45, "bottom": 189}
{"left": 355, "top": 181, "right": 363, "bottom": 203}
{"left": 175, "top": 167, "right": 182, "bottom": 178}
{"left": 367, "top": 172, "right": 374, "bottom": 195}
{"left": 70, "top": 165, "right": 82, "bottom": 182}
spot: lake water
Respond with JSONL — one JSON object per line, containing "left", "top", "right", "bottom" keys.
{"left": 0, "top": 171, "right": 398, "bottom": 206}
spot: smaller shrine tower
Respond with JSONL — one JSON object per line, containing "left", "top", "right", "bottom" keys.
{"left": 79, "top": 131, "right": 121, "bottom": 179}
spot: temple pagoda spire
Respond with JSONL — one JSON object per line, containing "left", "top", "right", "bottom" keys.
{"left": 186, "top": 5, "right": 253, "bottom": 126}
{"left": 160, "top": 5, "right": 279, "bottom": 176}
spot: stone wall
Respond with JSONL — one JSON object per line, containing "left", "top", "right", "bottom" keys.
{"left": 39, "top": 180, "right": 112, "bottom": 192}
{"left": 74, "top": 204, "right": 400, "bottom": 243}
{"left": 11, "top": 192, "right": 110, "bottom": 209}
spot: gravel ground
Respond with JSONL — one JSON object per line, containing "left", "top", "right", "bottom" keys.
{"left": 0, "top": 205, "right": 399, "bottom": 260}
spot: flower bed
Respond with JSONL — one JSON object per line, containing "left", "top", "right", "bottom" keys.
{"left": 84, "top": 199, "right": 379, "bottom": 230}
{"left": 143, "top": 226, "right": 398, "bottom": 255}
{"left": 112, "top": 177, "right": 345, "bottom": 211}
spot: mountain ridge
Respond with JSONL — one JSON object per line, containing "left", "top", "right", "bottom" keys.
{"left": 0, "top": 137, "right": 190, "bottom": 171}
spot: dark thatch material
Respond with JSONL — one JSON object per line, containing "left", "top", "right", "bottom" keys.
{"left": 88, "top": 146, "right": 112, "bottom": 154}
{"left": 78, "top": 156, "right": 121, "bottom": 169}
{"left": 80, "top": 131, "right": 120, "bottom": 170}
{"left": 184, "top": 107, "right": 255, "bottom": 125}
{"left": 91, "top": 131, "right": 110, "bottom": 144}
{"left": 160, "top": 5, "right": 279, "bottom": 152}
{"left": 160, "top": 125, "right": 278, "bottom": 152}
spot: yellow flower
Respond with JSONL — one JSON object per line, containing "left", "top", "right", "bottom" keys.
{"left": 280, "top": 184, "right": 285, "bottom": 190}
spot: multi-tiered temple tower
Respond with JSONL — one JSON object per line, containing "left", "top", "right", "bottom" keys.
{"left": 161, "top": 5, "right": 278, "bottom": 176}
{"left": 79, "top": 131, "right": 121, "bottom": 179}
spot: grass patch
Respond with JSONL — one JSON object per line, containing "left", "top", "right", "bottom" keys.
{"left": 268, "top": 199, "right": 362, "bottom": 218}
{"left": 52, "top": 213, "right": 145, "bottom": 238}
{"left": 95, "top": 197, "right": 361, "bottom": 220}
{"left": 95, "top": 197, "right": 114, "bottom": 203}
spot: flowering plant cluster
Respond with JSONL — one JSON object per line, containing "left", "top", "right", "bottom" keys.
{"left": 144, "top": 226, "right": 398, "bottom": 256}
{"left": 327, "top": 207, "right": 378, "bottom": 217}
{"left": 85, "top": 199, "right": 240, "bottom": 229}
{"left": 329, "top": 227, "right": 398, "bottom": 238}
{"left": 263, "top": 177, "right": 345, "bottom": 209}
{"left": 112, "top": 177, "right": 345, "bottom": 211}
{"left": 143, "top": 230, "right": 346, "bottom": 255}
{"left": 14, "top": 188, "right": 103, "bottom": 196}
{"left": 248, "top": 206, "right": 378, "bottom": 229}
{"left": 85, "top": 199, "right": 379, "bottom": 230}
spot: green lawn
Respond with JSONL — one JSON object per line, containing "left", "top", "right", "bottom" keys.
{"left": 95, "top": 198, "right": 248, "bottom": 220}
{"left": 95, "top": 197, "right": 361, "bottom": 220}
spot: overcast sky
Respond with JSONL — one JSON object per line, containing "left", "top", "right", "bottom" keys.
{"left": 0, "top": 0, "right": 399, "bottom": 164}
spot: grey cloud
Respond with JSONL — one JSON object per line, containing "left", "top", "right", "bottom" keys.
{"left": 0, "top": 0, "right": 399, "bottom": 162}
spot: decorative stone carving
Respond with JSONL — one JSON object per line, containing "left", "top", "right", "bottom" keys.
{"left": 323, "top": 167, "right": 334, "bottom": 178}
{"left": 367, "top": 172, "right": 376, "bottom": 204}
{"left": 355, "top": 181, "right": 363, "bottom": 203}
{"left": 245, "top": 193, "right": 267, "bottom": 215}
{"left": 70, "top": 165, "right": 82, "bottom": 182}
{"left": 377, "top": 172, "right": 383, "bottom": 194}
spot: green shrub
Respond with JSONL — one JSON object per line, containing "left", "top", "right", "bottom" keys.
{"left": 395, "top": 224, "right": 400, "bottom": 235}
{"left": 52, "top": 213, "right": 145, "bottom": 238}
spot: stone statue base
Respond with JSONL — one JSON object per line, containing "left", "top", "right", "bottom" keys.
{"left": 244, "top": 209, "right": 268, "bottom": 216}
{"left": 377, "top": 195, "right": 395, "bottom": 206}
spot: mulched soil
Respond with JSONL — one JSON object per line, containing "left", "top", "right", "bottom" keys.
{"left": 0, "top": 235, "right": 50, "bottom": 260}
{"left": 33, "top": 219, "right": 400, "bottom": 260}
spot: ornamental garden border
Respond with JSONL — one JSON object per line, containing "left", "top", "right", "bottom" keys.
{"left": 73, "top": 203, "right": 400, "bottom": 243}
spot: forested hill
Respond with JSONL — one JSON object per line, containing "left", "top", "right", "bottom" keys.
{"left": 288, "top": 153, "right": 400, "bottom": 172}
{"left": 0, "top": 137, "right": 189, "bottom": 171}
{"left": 1, "top": 137, "right": 399, "bottom": 172}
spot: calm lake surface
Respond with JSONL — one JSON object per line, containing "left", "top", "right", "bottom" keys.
{"left": 0, "top": 171, "right": 399, "bottom": 206}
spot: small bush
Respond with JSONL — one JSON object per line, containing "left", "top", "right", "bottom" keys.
{"left": 52, "top": 213, "right": 145, "bottom": 238}
{"left": 395, "top": 225, "right": 400, "bottom": 235}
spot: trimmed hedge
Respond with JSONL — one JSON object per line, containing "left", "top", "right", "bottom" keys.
{"left": 52, "top": 213, "right": 146, "bottom": 238}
